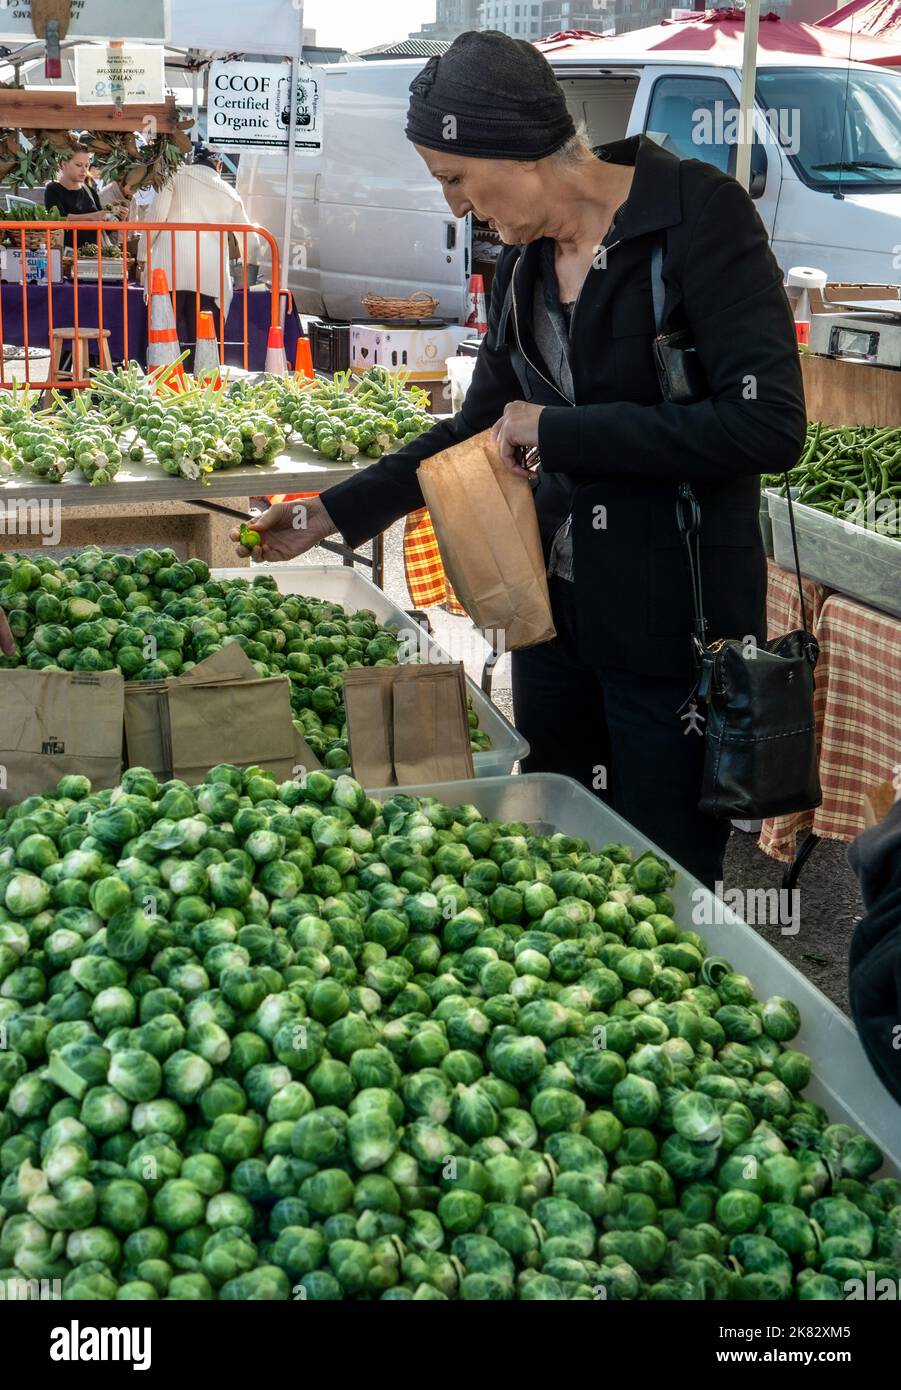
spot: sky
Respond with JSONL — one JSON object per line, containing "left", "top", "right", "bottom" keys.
{"left": 303, "top": 0, "right": 439, "bottom": 51}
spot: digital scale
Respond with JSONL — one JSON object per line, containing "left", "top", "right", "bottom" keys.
{"left": 808, "top": 299, "right": 901, "bottom": 368}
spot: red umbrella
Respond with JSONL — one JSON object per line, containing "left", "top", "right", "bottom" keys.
{"left": 818, "top": 0, "right": 901, "bottom": 38}
{"left": 536, "top": 8, "right": 901, "bottom": 63}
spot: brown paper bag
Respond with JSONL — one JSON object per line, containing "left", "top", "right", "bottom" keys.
{"left": 123, "top": 643, "right": 321, "bottom": 784}
{"left": 343, "top": 663, "right": 475, "bottom": 787}
{"left": 0, "top": 669, "right": 124, "bottom": 807}
{"left": 167, "top": 676, "right": 300, "bottom": 785}
{"left": 124, "top": 646, "right": 262, "bottom": 777}
{"left": 862, "top": 779, "right": 897, "bottom": 828}
{"left": 123, "top": 681, "right": 170, "bottom": 780}
{"left": 175, "top": 643, "right": 260, "bottom": 685}
{"left": 392, "top": 664, "right": 475, "bottom": 785}
{"left": 417, "top": 428, "right": 555, "bottom": 651}
{"left": 340, "top": 667, "right": 396, "bottom": 787}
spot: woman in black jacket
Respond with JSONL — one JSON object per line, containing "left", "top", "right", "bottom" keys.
{"left": 234, "top": 31, "right": 806, "bottom": 887}
{"left": 848, "top": 798, "right": 901, "bottom": 1105}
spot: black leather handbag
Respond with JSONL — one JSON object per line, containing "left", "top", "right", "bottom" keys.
{"left": 651, "top": 239, "right": 823, "bottom": 820}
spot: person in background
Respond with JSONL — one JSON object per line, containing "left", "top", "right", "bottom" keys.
{"left": 45, "top": 145, "right": 119, "bottom": 251}
{"left": 0, "top": 606, "right": 16, "bottom": 660}
{"left": 139, "top": 143, "right": 257, "bottom": 371}
{"left": 848, "top": 789, "right": 901, "bottom": 1104}
{"left": 88, "top": 161, "right": 127, "bottom": 210}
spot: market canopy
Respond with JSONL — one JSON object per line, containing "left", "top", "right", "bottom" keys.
{"left": 0, "top": 0, "right": 304, "bottom": 58}
{"left": 536, "top": 9, "right": 901, "bottom": 64}
{"left": 818, "top": 0, "right": 901, "bottom": 37}
{"left": 166, "top": 0, "right": 303, "bottom": 58}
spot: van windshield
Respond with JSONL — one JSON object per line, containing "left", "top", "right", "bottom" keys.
{"left": 757, "top": 66, "right": 901, "bottom": 191}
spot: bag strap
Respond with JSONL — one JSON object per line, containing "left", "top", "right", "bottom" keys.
{"left": 652, "top": 236, "right": 814, "bottom": 653}
{"left": 679, "top": 474, "right": 813, "bottom": 658}
{"left": 782, "top": 481, "right": 811, "bottom": 637}
{"left": 650, "top": 239, "right": 665, "bottom": 336}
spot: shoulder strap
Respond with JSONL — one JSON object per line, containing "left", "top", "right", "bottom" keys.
{"left": 656, "top": 235, "right": 813, "bottom": 654}
{"left": 650, "top": 238, "right": 665, "bottom": 336}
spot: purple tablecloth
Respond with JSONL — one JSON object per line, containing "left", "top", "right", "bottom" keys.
{"left": 0, "top": 281, "right": 302, "bottom": 372}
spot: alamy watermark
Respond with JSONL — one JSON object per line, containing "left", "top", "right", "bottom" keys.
{"left": 692, "top": 102, "right": 801, "bottom": 157}
{"left": 0, "top": 498, "right": 62, "bottom": 546}
{"left": 840, "top": 493, "right": 901, "bottom": 536}
{"left": 692, "top": 880, "right": 800, "bottom": 936}
{"left": 395, "top": 624, "right": 506, "bottom": 666}
{"left": 1, "top": 1276, "right": 62, "bottom": 1300}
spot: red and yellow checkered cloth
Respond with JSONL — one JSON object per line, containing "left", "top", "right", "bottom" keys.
{"left": 758, "top": 559, "right": 901, "bottom": 862}
{"left": 268, "top": 495, "right": 467, "bottom": 619}
{"left": 403, "top": 507, "right": 467, "bottom": 617}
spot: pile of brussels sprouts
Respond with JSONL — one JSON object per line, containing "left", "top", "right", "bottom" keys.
{"left": 257, "top": 368, "right": 435, "bottom": 463}
{"left": 89, "top": 364, "right": 284, "bottom": 481}
{"left": 0, "top": 550, "right": 490, "bottom": 766}
{"left": 1, "top": 767, "right": 898, "bottom": 1301}
{"left": 0, "top": 387, "right": 125, "bottom": 488}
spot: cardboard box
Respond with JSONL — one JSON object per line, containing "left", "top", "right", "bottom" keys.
{"left": 350, "top": 324, "right": 470, "bottom": 381}
{"left": 1, "top": 248, "right": 62, "bottom": 285}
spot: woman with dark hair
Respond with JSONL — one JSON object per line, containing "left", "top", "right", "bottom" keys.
{"left": 45, "top": 144, "right": 119, "bottom": 251}
{"left": 233, "top": 30, "right": 806, "bottom": 887}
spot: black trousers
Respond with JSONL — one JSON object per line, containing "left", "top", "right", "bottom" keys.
{"left": 174, "top": 292, "right": 220, "bottom": 373}
{"left": 512, "top": 577, "right": 730, "bottom": 889}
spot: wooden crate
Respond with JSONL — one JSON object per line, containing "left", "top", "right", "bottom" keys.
{"left": 801, "top": 353, "right": 901, "bottom": 429}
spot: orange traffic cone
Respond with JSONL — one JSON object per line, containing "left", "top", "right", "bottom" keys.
{"left": 148, "top": 268, "right": 185, "bottom": 387}
{"left": 294, "top": 336, "right": 314, "bottom": 379}
{"left": 194, "top": 310, "right": 222, "bottom": 388}
{"left": 464, "top": 273, "right": 488, "bottom": 334}
{"left": 265, "top": 325, "right": 288, "bottom": 376}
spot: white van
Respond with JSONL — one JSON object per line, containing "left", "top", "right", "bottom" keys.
{"left": 238, "top": 44, "right": 901, "bottom": 321}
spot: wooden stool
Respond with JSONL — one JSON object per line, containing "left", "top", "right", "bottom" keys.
{"left": 51, "top": 327, "right": 113, "bottom": 384}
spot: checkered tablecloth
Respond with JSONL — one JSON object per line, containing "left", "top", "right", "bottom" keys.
{"left": 758, "top": 560, "right": 901, "bottom": 862}
{"left": 403, "top": 507, "right": 466, "bottom": 616}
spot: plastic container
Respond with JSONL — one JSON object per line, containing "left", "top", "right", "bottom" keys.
{"left": 445, "top": 355, "right": 476, "bottom": 413}
{"left": 209, "top": 563, "right": 528, "bottom": 777}
{"left": 365, "top": 772, "right": 901, "bottom": 1174}
{"left": 309, "top": 320, "right": 351, "bottom": 374}
{"left": 758, "top": 491, "right": 773, "bottom": 558}
{"left": 768, "top": 488, "right": 901, "bottom": 619}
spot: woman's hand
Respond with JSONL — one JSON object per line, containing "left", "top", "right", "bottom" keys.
{"left": 0, "top": 607, "right": 17, "bottom": 659}
{"left": 491, "top": 402, "right": 544, "bottom": 472}
{"left": 230, "top": 496, "right": 338, "bottom": 562}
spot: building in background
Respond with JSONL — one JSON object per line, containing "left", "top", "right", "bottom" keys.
{"left": 409, "top": 0, "right": 482, "bottom": 41}
{"left": 397, "top": 0, "right": 801, "bottom": 48}
{"left": 359, "top": 38, "right": 452, "bottom": 59}
{"left": 478, "top": 1, "right": 549, "bottom": 39}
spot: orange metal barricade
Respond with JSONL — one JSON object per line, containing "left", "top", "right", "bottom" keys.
{"left": 0, "top": 219, "right": 282, "bottom": 390}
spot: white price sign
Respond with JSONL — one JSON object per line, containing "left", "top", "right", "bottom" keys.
{"left": 0, "top": 0, "right": 167, "bottom": 42}
{"left": 75, "top": 45, "right": 166, "bottom": 106}
{"left": 207, "top": 61, "right": 321, "bottom": 152}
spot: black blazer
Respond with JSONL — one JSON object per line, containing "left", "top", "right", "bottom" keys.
{"left": 323, "top": 134, "right": 807, "bottom": 678}
{"left": 848, "top": 801, "right": 901, "bottom": 1105}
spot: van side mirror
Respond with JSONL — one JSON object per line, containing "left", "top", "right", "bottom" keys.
{"left": 726, "top": 139, "right": 768, "bottom": 198}
{"left": 749, "top": 143, "right": 768, "bottom": 200}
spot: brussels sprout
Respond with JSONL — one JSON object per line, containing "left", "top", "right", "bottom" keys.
{"left": 760, "top": 996, "right": 801, "bottom": 1042}
{"left": 107, "top": 1049, "right": 163, "bottom": 1104}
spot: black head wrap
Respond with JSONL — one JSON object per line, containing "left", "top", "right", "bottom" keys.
{"left": 405, "top": 30, "right": 575, "bottom": 161}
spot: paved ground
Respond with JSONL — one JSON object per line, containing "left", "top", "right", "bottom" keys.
{"left": 275, "top": 514, "right": 862, "bottom": 1016}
